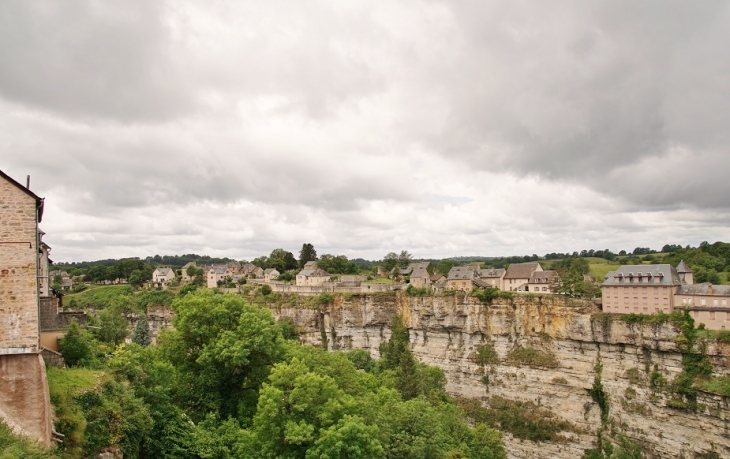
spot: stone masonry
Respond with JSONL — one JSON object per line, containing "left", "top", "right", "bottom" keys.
{"left": 0, "top": 172, "right": 42, "bottom": 352}
{"left": 0, "top": 170, "right": 52, "bottom": 447}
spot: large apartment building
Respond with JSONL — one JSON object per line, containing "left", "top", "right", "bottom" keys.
{"left": 602, "top": 261, "right": 730, "bottom": 330}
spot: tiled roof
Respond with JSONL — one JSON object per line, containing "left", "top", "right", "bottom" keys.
{"left": 602, "top": 264, "right": 681, "bottom": 287}
{"left": 676, "top": 260, "right": 693, "bottom": 274}
{"left": 479, "top": 268, "right": 505, "bottom": 279}
{"left": 400, "top": 262, "right": 430, "bottom": 275}
{"left": 529, "top": 270, "right": 559, "bottom": 284}
{"left": 504, "top": 262, "right": 541, "bottom": 279}
{"left": 676, "top": 283, "right": 730, "bottom": 296}
{"left": 447, "top": 266, "right": 478, "bottom": 280}
{"left": 410, "top": 267, "right": 430, "bottom": 278}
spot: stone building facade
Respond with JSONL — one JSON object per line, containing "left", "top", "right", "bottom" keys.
{"left": 0, "top": 170, "right": 44, "bottom": 353}
{"left": 0, "top": 169, "right": 52, "bottom": 446}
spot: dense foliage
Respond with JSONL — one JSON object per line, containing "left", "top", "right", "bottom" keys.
{"left": 49, "top": 291, "right": 506, "bottom": 458}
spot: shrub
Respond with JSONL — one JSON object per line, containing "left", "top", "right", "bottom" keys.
{"left": 59, "top": 319, "right": 97, "bottom": 368}
{"left": 625, "top": 367, "right": 643, "bottom": 385}
{"left": 260, "top": 284, "right": 272, "bottom": 296}
{"left": 506, "top": 346, "right": 559, "bottom": 369}
{"left": 456, "top": 396, "right": 573, "bottom": 442}
{"left": 470, "top": 343, "right": 499, "bottom": 366}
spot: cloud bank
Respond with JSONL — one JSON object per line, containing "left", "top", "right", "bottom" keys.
{"left": 2, "top": 0, "right": 729, "bottom": 261}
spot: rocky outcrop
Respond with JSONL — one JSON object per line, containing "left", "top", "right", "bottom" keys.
{"left": 271, "top": 292, "right": 730, "bottom": 459}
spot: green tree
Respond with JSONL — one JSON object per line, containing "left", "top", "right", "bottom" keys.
{"left": 59, "top": 319, "right": 96, "bottom": 367}
{"left": 306, "top": 415, "right": 384, "bottom": 459}
{"left": 161, "top": 290, "right": 286, "bottom": 421}
{"left": 398, "top": 250, "right": 413, "bottom": 269}
{"left": 317, "top": 254, "right": 358, "bottom": 274}
{"left": 382, "top": 253, "right": 399, "bottom": 273}
{"left": 378, "top": 315, "right": 410, "bottom": 371}
{"left": 132, "top": 315, "right": 151, "bottom": 347}
{"left": 93, "top": 305, "right": 130, "bottom": 347}
{"left": 128, "top": 269, "right": 144, "bottom": 288}
{"left": 436, "top": 259, "right": 455, "bottom": 276}
{"left": 299, "top": 243, "right": 318, "bottom": 269}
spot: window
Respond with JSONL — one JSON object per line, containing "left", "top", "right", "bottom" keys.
{"left": 710, "top": 311, "right": 716, "bottom": 320}
{"left": 723, "top": 299, "right": 727, "bottom": 307}
{"left": 701, "top": 299, "right": 706, "bottom": 306}
{"left": 714, "top": 299, "right": 719, "bottom": 306}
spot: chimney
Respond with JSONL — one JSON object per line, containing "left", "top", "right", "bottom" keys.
{"left": 26, "top": 175, "right": 30, "bottom": 189}
{"left": 708, "top": 284, "right": 713, "bottom": 295}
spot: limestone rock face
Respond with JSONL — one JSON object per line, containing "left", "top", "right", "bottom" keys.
{"left": 273, "top": 292, "right": 730, "bottom": 459}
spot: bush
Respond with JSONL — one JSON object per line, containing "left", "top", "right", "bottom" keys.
{"left": 470, "top": 343, "right": 499, "bottom": 366}
{"left": 456, "top": 395, "right": 573, "bottom": 442}
{"left": 406, "top": 284, "right": 429, "bottom": 296}
{"left": 0, "top": 420, "right": 57, "bottom": 458}
{"left": 506, "top": 346, "right": 559, "bottom": 369}
{"left": 260, "top": 284, "right": 272, "bottom": 296}
{"left": 59, "top": 320, "right": 98, "bottom": 368}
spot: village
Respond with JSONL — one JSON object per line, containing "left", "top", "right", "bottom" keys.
{"left": 48, "top": 252, "right": 730, "bottom": 332}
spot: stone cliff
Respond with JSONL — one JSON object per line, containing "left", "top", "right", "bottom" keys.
{"left": 269, "top": 291, "right": 730, "bottom": 459}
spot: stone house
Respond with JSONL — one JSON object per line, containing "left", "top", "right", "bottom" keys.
{"left": 38, "top": 233, "right": 51, "bottom": 296}
{"left": 207, "top": 265, "right": 232, "bottom": 288}
{"left": 180, "top": 262, "right": 197, "bottom": 283}
{"left": 446, "top": 266, "right": 480, "bottom": 291}
{"left": 264, "top": 268, "right": 280, "bottom": 283}
{"left": 478, "top": 268, "right": 506, "bottom": 290}
{"left": 409, "top": 265, "right": 432, "bottom": 288}
{"left": 296, "top": 261, "right": 332, "bottom": 286}
{"left": 504, "top": 262, "right": 543, "bottom": 292}
{"left": 152, "top": 267, "right": 176, "bottom": 285}
{"left": 528, "top": 270, "right": 561, "bottom": 294}
{"left": 49, "top": 269, "right": 73, "bottom": 291}
{"left": 242, "top": 263, "right": 264, "bottom": 278}
{"left": 0, "top": 169, "right": 53, "bottom": 446}
{"left": 675, "top": 283, "right": 730, "bottom": 330}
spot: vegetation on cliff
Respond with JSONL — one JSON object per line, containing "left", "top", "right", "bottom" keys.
{"left": 50, "top": 290, "right": 506, "bottom": 458}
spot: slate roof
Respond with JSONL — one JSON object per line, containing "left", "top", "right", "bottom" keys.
{"left": 264, "top": 268, "right": 279, "bottom": 274}
{"left": 430, "top": 273, "right": 445, "bottom": 282}
{"left": 676, "top": 283, "right": 730, "bottom": 296}
{"left": 400, "top": 262, "right": 430, "bottom": 275}
{"left": 472, "top": 279, "right": 489, "bottom": 288}
{"left": 529, "top": 270, "right": 559, "bottom": 284}
{"left": 676, "top": 260, "right": 693, "bottom": 274}
{"left": 155, "top": 267, "right": 174, "bottom": 276}
{"left": 602, "top": 264, "right": 681, "bottom": 287}
{"left": 479, "top": 268, "right": 505, "bottom": 279}
{"left": 447, "top": 266, "right": 479, "bottom": 280}
{"left": 504, "top": 262, "right": 541, "bottom": 279}
{"left": 410, "top": 267, "right": 430, "bottom": 279}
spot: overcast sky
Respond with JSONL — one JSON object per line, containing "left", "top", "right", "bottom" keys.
{"left": 2, "top": 1, "right": 729, "bottom": 262}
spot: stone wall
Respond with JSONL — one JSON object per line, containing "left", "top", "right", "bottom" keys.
{"left": 0, "top": 177, "right": 40, "bottom": 352}
{"left": 0, "top": 353, "right": 53, "bottom": 447}
{"left": 39, "top": 296, "right": 87, "bottom": 331}
{"left": 272, "top": 292, "right": 730, "bottom": 459}
{"left": 266, "top": 281, "right": 402, "bottom": 295}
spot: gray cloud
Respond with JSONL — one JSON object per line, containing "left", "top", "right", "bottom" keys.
{"left": 2, "top": 0, "right": 729, "bottom": 261}
{"left": 0, "top": 1, "right": 193, "bottom": 121}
